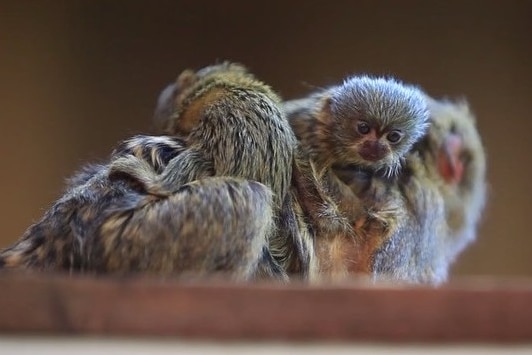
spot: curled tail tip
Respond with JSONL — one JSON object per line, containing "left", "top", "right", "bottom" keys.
{"left": 109, "top": 156, "right": 173, "bottom": 196}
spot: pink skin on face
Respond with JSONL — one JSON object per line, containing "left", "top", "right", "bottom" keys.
{"left": 438, "top": 133, "right": 464, "bottom": 184}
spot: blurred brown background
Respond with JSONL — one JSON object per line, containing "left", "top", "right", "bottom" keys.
{"left": 0, "top": 1, "right": 530, "bottom": 278}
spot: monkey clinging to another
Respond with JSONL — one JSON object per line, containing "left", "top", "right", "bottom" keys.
{"left": 333, "top": 96, "right": 487, "bottom": 284}
{"left": 283, "top": 77, "right": 430, "bottom": 277}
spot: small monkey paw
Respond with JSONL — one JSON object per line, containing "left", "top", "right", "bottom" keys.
{"left": 353, "top": 207, "right": 389, "bottom": 238}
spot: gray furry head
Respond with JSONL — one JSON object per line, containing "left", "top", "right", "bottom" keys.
{"left": 327, "top": 76, "right": 429, "bottom": 175}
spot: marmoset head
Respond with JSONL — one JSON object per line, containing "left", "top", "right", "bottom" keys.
{"left": 324, "top": 76, "right": 429, "bottom": 176}
{"left": 153, "top": 62, "right": 249, "bottom": 135}
{"left": 422, "top": 97, "right": 486, "bottom": 192}
{"left": 153, "top": 61, "right": 281, "bottom": 140}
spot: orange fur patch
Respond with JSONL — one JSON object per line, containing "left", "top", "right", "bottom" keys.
{"left": 180, "top": 87, "right": 228, "bottom": 135}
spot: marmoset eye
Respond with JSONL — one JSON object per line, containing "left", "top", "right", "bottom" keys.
{"left": 386, "top": 130, "right": 403, "bottom": 143}
{"left": 357, "top": 121, "right": 370, "bottom": 135}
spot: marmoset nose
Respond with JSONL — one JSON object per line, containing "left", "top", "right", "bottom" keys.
{"left": 359, "top": 140, "right": 387, "bottom": 161}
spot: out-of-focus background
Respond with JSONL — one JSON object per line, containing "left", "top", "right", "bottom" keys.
{"left": 0, "top": 1, "right": 530, "bottom": 278}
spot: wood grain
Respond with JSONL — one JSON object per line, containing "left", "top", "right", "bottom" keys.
{"left": 0, "top": 272, "right": 531, "bottom": 342}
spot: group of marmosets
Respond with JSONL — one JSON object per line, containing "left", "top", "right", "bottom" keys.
{"left": 0, "top": 62, "right": 487, "bottom": 285}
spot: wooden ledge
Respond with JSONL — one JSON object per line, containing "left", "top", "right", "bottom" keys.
{"left": 0, "top": 272, "right": 531, "bottom": 343}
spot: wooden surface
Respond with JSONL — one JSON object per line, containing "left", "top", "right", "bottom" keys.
{"left": 2, "top": 337, "right": 532, "bottom": 354}
{"left": 0, "top": 272, "right": 531, "bottom": 343}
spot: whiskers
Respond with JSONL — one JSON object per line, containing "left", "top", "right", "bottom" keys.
{"left": 380, "top": 156, "right": 404, "bottom": 179}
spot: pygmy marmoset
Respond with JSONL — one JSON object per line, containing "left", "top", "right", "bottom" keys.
{"left": 0, "top": 63, "right": 303, "bottom": 281}
{"left": 333, "top": 96, "right": 487, "bottom": 284}
{"left": 283, "top": 76, "right": 430, "bottom": 279}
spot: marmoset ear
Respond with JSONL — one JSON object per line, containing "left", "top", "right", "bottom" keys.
{"left": 176, "top": 69, "right": 198, "bottom": 89}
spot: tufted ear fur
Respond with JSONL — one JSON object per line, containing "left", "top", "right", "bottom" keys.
{"left": 175, "top": 69, "right": 198, "bottom": 89}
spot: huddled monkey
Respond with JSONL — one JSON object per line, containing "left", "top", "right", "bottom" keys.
{"left": 287, "top": 90, "right": 486, "bottom": 284}
{"left": 0, "top": 63, "right": 298, "bottom": 280}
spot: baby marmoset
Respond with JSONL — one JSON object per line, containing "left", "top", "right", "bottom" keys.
{"left": 283, "top": 76, "right": 430, "bottom": 277}
{"left": 284, "top": 76, "right": 429, "bottom": 177}
{"left": 0, "top": 63, "right": 304, "bottom": 281}
{"left": 333, "top": 96, "right": 487, "bottom": 284}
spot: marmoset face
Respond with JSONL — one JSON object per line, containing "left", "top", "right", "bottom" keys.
{"left": 327, "top": 75, "right": 429, "bottom": 176}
